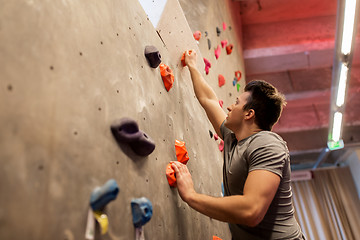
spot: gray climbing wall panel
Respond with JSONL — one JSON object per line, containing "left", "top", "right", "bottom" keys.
{"left": 0, "top": 0, "right": 245, "bottom": 239}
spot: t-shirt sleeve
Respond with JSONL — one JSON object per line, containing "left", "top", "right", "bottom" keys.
{"left": 246, "top": 134, "right": 286, "bottom": 178}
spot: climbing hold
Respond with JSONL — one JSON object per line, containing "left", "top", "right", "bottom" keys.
{"left": 90, "top": 179, "right": 119, "bottom": 211}
{"left": 222, "top": 22, "right": 227, "bottom": 31}
{"left": 219, "top": 100, "right": 224, "bottom": 108}
{"left": 214, "top": 45, "right": 221, "bottom": 59}
{"left": 160, "top": 63, "right": 174, "bottom": 91}
{"left": 175, "top": 140, "right": 189, "bottom": 165}
{"left": 205, "top": 31, "right": 208, "bottom": 37}
{"left": 193, "top": 31, "right": 201, "bottom": 41}
{"left": 235, "top": 70, "right": 242, "bottom": 81}
{"left": 166, "top": 163, "right": 176, "bottom": 187}
{"left": 237, "top": 83, "right": 241, "bottom": 92}
{"left": 219, "top": 139, "right": 224, "bottom": 152}
{"left": 181, "top": 50, "right": 192, "bottom": 67}
{"left": 226, "top": 44, "right": 233, "bottom": 55}
{"left": 213, "top": 236, "right": 223, "bottom": 240}
{"left": 111, "top": 118, "right": 156, "bottom": 156}
{"left": 93, "top": 211, "right": 109, "bottom": 235}
{"left": 218, "top": 74, "right": 225, "bottom": 87}
{"left": 214, "top": 134, "right": 219, "bottom": 140}
{"left": 131, "top": 197, "right": 153, "bottom": 228}
{"left": 209, "top": 130, "right": 213, "bottom": 138}
{"left": 233, "top": 77, "right": 237, "bottom": 86}
{"left": 207, "top": 38, "right": 211, "bottom": 50}
{"left": 203, "top": 58, "right": 211, "bottom": 75}
{"left": 216, "top": 26, "right": 221, "bottom": 36}
{"left": 221, "top": 40, "right": 228, "bottom": 48}
{"left": 144, "top": 46, "right": 161, "bottom": 68}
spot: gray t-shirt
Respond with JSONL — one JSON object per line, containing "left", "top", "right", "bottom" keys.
{"left": 220, "top": 121, "right": 305, "bottom": 240}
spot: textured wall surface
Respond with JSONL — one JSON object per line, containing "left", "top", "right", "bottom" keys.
{"left": 0, "top": 0, "right": 244, "bottom": 239}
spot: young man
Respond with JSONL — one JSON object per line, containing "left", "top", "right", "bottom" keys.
{"left": 171, "top": 50, "right": 305, "bottom": 239}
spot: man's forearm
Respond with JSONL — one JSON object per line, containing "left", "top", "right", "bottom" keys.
{"left": 188, "top": 65, "right": 218, "bottom": 105}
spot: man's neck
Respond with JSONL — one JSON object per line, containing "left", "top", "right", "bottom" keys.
{"left": 234, "top": 125, "right": 262, "bottom": 142}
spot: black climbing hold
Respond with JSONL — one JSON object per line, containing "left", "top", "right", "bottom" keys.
{"left": 209, "top": 130, "right": 213, "bottom": 138}
{"left": 111, "top": 118, "right": 155, "bottom": 156}
{"left": 144, "top": 45, "right": 161, "bottom": 68}
{"left": 204, "top": 31, "right": 208, "bottom": 37}
{"left": 216, "top": 27, "right": 221, "bottom": 37}
{"left": 208, "top": 39, "right": 211, "bottom": 50}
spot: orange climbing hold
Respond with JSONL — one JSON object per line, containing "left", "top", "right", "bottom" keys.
{"left": 226, "top": 44, "right": 233, "bottom": 55}
{"left": 175, "top": 140, "right": 189, "bottom": 165}
{"left": 235, "top": 71, "right": 242, "bottom": 81}
{"left": 166, "top": 163, "right": 176, "bottom": 187}
{"left": 193, "top": 31, "right": 201, "bottom": 41}
{"left": 213, "top": 236, "right": 223, "bottom": 240}
{"left": 160, "top": 63, "right": 174, "bottom": 91}
{"left": 181, "top": 50, "right": 193, "bottom": 67}
{"left": 218, "top": 74, "right": 225, "bottom": 87}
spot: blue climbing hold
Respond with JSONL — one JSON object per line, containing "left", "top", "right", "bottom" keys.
{"left": 90, "top": 179, "right": 119, "bottom": 211}
{"left": 232, "top": 77, "right": 237, "bottom": 86}
{"left": 131, "top": 197, "right": 153, "bottom": 228}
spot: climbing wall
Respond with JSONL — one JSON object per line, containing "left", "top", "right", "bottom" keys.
{"left": 0, "top": 0, "right": 245, "bottom": 239}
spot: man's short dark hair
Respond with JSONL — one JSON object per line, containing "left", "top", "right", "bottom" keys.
{"left": 243, "top": 80, "right": 286, "bottom": 131}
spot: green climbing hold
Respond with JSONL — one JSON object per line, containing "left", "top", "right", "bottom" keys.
{"left": 236, "top": 83, "right": 241, "bottom": 92}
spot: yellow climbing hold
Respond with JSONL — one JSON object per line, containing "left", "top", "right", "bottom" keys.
{"left": 93, "top": 211, "right": 109, "bottom": 235}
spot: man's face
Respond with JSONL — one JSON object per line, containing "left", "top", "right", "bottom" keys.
{"left": 224, "top": 91, "right": 251, "bottom": 131}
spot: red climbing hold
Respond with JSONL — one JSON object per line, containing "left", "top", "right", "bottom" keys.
{"left": 160, "top": 63, "right": 174, "bottom": 91}
{"left": 175, "top": 140, "right": 189, "bottom": 165}
{"left": 222, "top": 22, "right": 227, "bottom": 31}
{"left": 203, "top": 57, "right": 211, "bottom": 75}
{"left": 219, "top": 139, "right": 224, "bottom": 152}
{"left": 218, "top": 74, "right": 225, "bottom": 87}
{"left": 235, "top": 71, "right": 242, "bottom": 81}
{"left": 215, "top": 45, "right": 221, "bottom": 59}
{"left": 219, "top": 100, "right": 223, "bottom": 108}
{"left": 166, "top": 163, "right": 176, "bottom": 187}
{"left": 181, "top": 50, "right": 193, "bottom": 67}
{"left": 226, "top": 44, "right": 233, "bottom": 55}
{"left": 213, "top": 236, "right": 223, "bottom": 240}
{"left": 221, "top": 40, "right": 228, "bottom": 48}
{"left": 214, "top": 133, "right": 219, "bottom": 140}
{"left": 193, "top": 31, "right": 201, "bottom": 41}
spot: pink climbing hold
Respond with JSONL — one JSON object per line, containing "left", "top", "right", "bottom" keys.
{"left": 221, "top": 40, "right": 228, "bottom": 48}
{"left": 203, "top": 58, "right": 211, "bottom": 75}
{"left": 214, "top": 133, "right": 219, "bottom": 140}
{"left": 219, "top": 139, "right": 224, "bottom": 152}
{"left": 219, "top": 100, "right": 223, "bottom": 108}
{"left": 218, "top": 74, "right": 225, "bottom": 87}
{"left": 214, "top": 45, "right": 221, "bottom": 59}
{"left": 193, "top": 31, "right": 201, "bottom": 41}
{"left": 222, "top": 22, "right": 227, "bottom": 31}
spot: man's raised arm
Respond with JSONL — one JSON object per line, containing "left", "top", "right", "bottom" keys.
{"left": 184, "top": 50, "right": 226, "bottom": 138}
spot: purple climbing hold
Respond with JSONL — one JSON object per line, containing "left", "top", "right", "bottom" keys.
{"left": 144, "top": 45, "right": 161, "bottom": 68}
{"left": 111, "top": 118, "right": 155, "bottom": 156}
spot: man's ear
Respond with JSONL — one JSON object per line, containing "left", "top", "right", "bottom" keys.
{"left": 245, "top": 109, "right": 255, "bottom": 120}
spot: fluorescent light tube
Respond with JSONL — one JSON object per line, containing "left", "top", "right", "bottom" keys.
{"left": 332, "top": 112, "right": 343, "bottom": 142}
{"left": 336, "top": 63, "right": 348, "bottom": 107}
{"left": 341, "top": 0, "right": 357, "bottom": 55}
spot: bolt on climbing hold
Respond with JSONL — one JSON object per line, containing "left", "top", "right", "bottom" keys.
{"left": 216, "top": 26, "right": 221, "bottom": 36}
{"left": 219, "top": 139, "right": 224, "bottom": 152}
{"left": 214, "top": 45, "right": 221, "bottom": 59}
{"left": 93, "top": 211, "right": 109, "bottom": 235}
{"left": 203, "top": 58, "right": 211, "bottom": 75}
{"left": 226, "top": 44, "right": 233, "bottom": 55}
{"left": 90, "top": 179, "right": 119, "bottom": 211}
{"left": 144, "top": 45, "right": 161, "bottom": 68}
{"left": 237, "top": 83, "right": 241, "bottom": 92}
{"left": 207, "top": 38, "right": 211, "bottom": 50}
{"left": 175, "top": 140, "right": 189, "bottom": 164}
{"left": 209, "top": 130, "right": 213, "bottom": 138}
{"left": 193, "top": 31, "right": 201, "bottom": 41}
{"left": 159, "top": 63, "right": 174, "bottom": 91}
{"left": 166, "top": 163, "right": 176, "bottom": 187}
{"left": 181, "top": 50, "right": 193, "bottom": 67}
{"left": 204, "top": 31, "right": 208, "bottom": 37}
{"left": 218, "top": 74, "right": 225, "bottom": 87}
{"left": 233, "top": 77, "right": 237, "bottom": 86}
{"left": 213, "top": 236, "right": 223, "bottom": 240}
{"left": 111, "top": 118, "right": 155, "bottom": 156}
{"left": 131, "top": 197, "right": 153, "bottom": 228}
{"left": 221, "top": 40, "right": 228, "bottom": 48}
{"left": 235, "top": 70, "right": 242, "bottom": 81}
{"left": 214, "top": 133, "right": 219, "bottom": 140}
{"left": 219, "top": 100, "right": 224, "bottom": 108}
{"left": 222, "top": 22, "right": 227, "bottom": 31}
